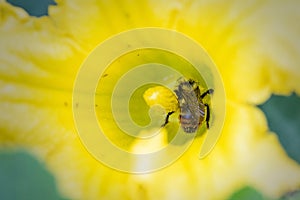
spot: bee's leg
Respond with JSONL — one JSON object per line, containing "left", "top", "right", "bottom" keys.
{"left": 204, "top": 104, "right": 210, "bottom": 129}
{"left": 162, "top": 111, "right": 175, "bottom": 127}
{"left": 200, "top": 89, "right": 214, "bottom": 99}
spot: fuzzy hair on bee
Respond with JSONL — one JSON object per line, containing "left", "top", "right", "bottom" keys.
{"left": 163, "top": 78, "right": 213, "bottom": 133}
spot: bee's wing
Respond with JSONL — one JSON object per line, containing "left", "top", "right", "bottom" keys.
{"left": 181, "top": 91, "right": 204, "bottom": 119}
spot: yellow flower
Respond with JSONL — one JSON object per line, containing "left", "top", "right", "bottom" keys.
{"left": 1, "top": 0, "right": 300, "bottom": 199}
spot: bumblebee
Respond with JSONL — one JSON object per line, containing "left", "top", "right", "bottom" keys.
{"left": 163, "top": 78, "right": 213, "bottom": 133}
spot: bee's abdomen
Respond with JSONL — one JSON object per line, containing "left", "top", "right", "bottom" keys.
{"left": 179, "top": 114, "right": 199, "bottom": 133}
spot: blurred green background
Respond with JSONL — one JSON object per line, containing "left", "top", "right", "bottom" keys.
{"left": 7, "top": 0, "right": 56, "bottom": 17}
{"left": 0, "top": 150, "right": 67, "bottom": 200}
{"left": 1, "top": 0, "right": 300, "bottom": 200}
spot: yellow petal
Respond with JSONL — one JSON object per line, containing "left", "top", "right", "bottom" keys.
{"left": 1, "top": 1, "right": 300, "bottom": 200}
{"left": 49, "top": 0, "right": 300, "bottom": 104}
{"left": 127, "top": 102, "right": 300, "bottom": 199}
{"left": 49, "top": 0, "right": 161, "bottom": 50}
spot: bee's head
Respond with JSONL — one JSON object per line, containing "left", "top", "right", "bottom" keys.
{"left": 188, "top": 79, "right": 196, "bottom": 85}
{"left": 181, "top": 82, "right": 192, "bottom": 90}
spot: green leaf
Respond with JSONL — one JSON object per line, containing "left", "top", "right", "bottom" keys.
{"left": 227, "top": 186, "right": 267, "bottom": 200}
{"left": 258, "top": 93, "right": 300, "bottom": 164}
{"left": 0, "top": 150, "right": 68, "bottom": 200}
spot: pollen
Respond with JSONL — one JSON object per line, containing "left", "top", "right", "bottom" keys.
{"left": 149, "top": 91, "right": 159, "bottom": 100}
{"left": 143, "top": 86, "right": 178, "bottom": 113}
